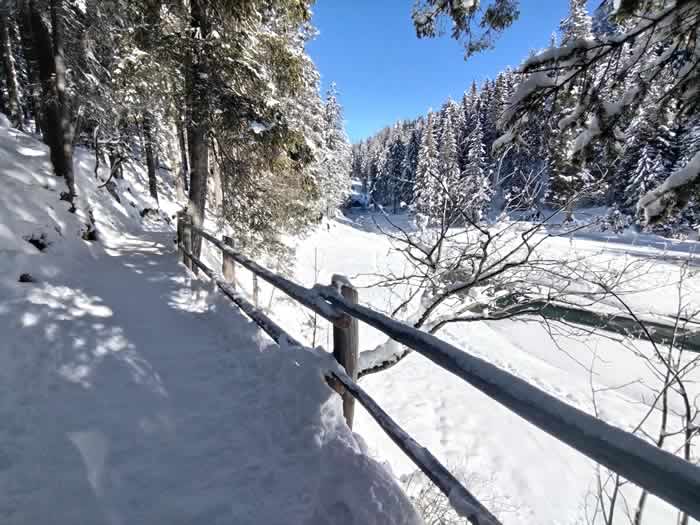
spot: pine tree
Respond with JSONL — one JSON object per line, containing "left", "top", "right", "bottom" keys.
{"left": 559, "top": 0, "right": 593, "bottom": 44}
{"left": 619, "top": 90, "right": 676, "bottom": 220}
{"left": 138, "top": 0, "right": 163, "bottom": 204}
{"left": 442, "top": 98, "right": 464, "bottom": 158}
{"left": 387, "top": 132, "right": 406, "bottom": 213}
{"left": 676, "top": 117, "right": 700, "bottom": 228}
{"left": 459, "top": 81, "right": 479, "bottom": 175}
{"left": 414, "top": 112, "right": 441, "bottom": 226}
{"left": 438, "top": 110, "right": 461, "bottom": 220}
{"left": 462, "top": 112, "right": 490, "bottom": 222}
{"left": 402, "top": 127, "right": 420, "bottom": 206}
{"left": 544, "top": 0, "right": 594, "bottom": 217}
{"left": 626, "top": 144, "right": 663, "bottom": 216}
{"left": 196, "top": 1, "right": 325, "bottom": 255}
{"left": 319, "top": 82, "right": 352, "bottom": 215}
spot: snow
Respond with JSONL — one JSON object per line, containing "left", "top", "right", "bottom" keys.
{"left": 7, "top": 116, "right": 700, "bottom": 523}
{"left": 505, "top": 72, "right": 555, "bottom": 111}
{"left": 276, "top": 212, "right": 700, "bottom": 525}
{"left": 332, "top": 367, "right": 501, "bottom": 525}
{"left": 0, "top": 113, "right": 10, "bottom": 128}
{"left": 0, "top": 125, "right": 420, "bottom": 524}
{"left": 317, "top": 275, "right": 700, "bottom": 519}
{"left": 250, "top": 121, "right": 269, "bottom": 134}
{"left": 571, "top": 115, "right": 600, "bottom": 154}
{"left": 521, "top": 39, "right": 597, "bottom": 70}
{"left": 358, "top": 339, "right": 405, "bottom": 373}
{"left": 191, "top": 224, "right": 344, "bottom": 323}
{"left": 558, "top": 103, "right": 584, "bottom": 130}
{"left": 491, "top": 129, "right": 514, "bottom": 152}
{"left": 603, "top": 86, "right": 641, "bottom": 118}
{"left": 639, "top": 151, "right": 700, "bottom": 221}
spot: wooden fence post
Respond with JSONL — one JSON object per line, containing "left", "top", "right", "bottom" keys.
{"left": 177, "top": 211, "right": 185, "bottom": 263}
{"left": 181, "top": 212, "right": 193, "bottom": 271}
{"left": 331, "top": 274, "right": 359, "bottom": 429}
{"left": 253, "top": 275, "right": 260, "bottom": 308}
{"left": 222, "top": 236, "right": 236, "bottom": 287}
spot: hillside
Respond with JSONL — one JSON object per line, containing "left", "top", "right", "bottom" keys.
{"left": 0, "top": 119, "right": 419, "bottom": 524}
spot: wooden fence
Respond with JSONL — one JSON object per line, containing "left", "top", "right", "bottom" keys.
{"left": 176, "top": 213, "right": 700, "bottom": 525}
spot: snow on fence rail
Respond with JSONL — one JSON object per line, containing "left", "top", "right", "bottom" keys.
{"left": 176, "top": 213, "right": 700, "bottom": 524}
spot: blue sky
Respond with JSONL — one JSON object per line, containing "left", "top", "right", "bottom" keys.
{"left": 307, "top": 1, "right": 597, "bottom": 142}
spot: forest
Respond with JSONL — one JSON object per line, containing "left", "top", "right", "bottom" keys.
{"left": 0, "top": 0, "right": 351, "bottom": 257}
{"left": 1, "top": 0, "right": 699, "bottom": 248}
{"left": 354, "top": 0, "right": 700, "bottom": 237}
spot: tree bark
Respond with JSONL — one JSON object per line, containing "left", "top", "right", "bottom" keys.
{"left": 0, "top": 11, "right": 23, "bottom": 128}
{"left": 186, "top": 0, "right": 210, "bottom": 263}
{"left": 0, "top": 63, "right": 7, "bottom": 116}
{"left": 143, "top": 113, "right": 159, "bottom": 202}
{"left": 139, "top": 0, "right": 161, "bottom": 204}
{"left": 23, "top": 0, "right": 75, "bottom": 207}
{"left": 50, "top": 0, "right": 75, "bottom": 205}
{"left": 177, "top": 114, "right": 189, "bottom": 195}
{"left": 331, "top": 276, "right": 359, "bottom": 429}
{"left": 16, "top": 9, "right": 44, "bottom": 137}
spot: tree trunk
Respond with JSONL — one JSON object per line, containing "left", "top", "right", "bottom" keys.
{"left": 106, "top": 116, "right": 127, "bottom": 180}
{"left": 17, "top": 4, "right": 45, "bottom": 137}
{"left": 0, "top": 65, "right": 7, "bottom": 116}
{"left": 143, "top": 113, "right": 159, "bottom": 203}
{"left": 186, "top": 0, "right": 210, "bottom": 263}
{"left": 138, "top": 0, "right": 161, "bottom": 204}
{"left": 108, "top": 150, "right": 123, "bottom": 179}
{"left": 49, "top": 0, "right": 75, "bottom": 206}
{"left": 0, "top": 12, "right": 23, "bottom": 128}
{"left": 177, "top": 115, "right": 189, "bottom": 196}
{"left": 24, "top": 0, "right": 75, "bottom": 208}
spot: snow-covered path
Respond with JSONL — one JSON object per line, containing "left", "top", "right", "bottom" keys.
{"left": 0, "top": 225, "right": 417, "bottom": 524}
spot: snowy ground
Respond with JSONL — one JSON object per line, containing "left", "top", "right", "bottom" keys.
{"left": 0, "top": 122, "right": 419, "bottom": 524}
{"left": 261, "top": 211, "right": 700, "bottom": 525}
{"left": 4, "top": 118, "right": 698, "bottom": 524}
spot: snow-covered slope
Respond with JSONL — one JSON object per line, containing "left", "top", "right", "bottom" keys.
{"left": 0, "top": 121, "right": 420, "bottom": 524}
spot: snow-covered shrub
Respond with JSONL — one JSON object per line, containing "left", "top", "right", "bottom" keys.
{"left": 597, "top": 208, "right": 633, "bottom": 234}
{"left": 401, "top": 464, "right": 515, "bottom": 524}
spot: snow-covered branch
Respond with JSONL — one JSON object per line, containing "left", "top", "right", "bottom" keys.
{"left": 639, "top": 152, "right": 700, "bottom": 222}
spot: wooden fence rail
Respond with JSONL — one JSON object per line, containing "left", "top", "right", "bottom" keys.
{"left": 177, "top": 214, "right": 700, "bottom": 524}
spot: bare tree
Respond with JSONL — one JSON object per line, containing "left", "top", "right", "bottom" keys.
{"left": 403, "top": 461, "right": 518, "bottom": 525}
{"left": 355, "top": 168, "right": 655, "bottom": 377}
{"left": 582, "top": 262, "right": 700, "bottom": 525}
